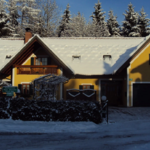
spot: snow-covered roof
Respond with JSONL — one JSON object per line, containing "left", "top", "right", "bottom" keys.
{"left": 0, "top": 38, "right": 24, "bottom": 73}
{"left": 41, "top": 37, "right": 146, "bottom": 75}
{"left": 0, "top": 36, "right": 148, "bottom": 75}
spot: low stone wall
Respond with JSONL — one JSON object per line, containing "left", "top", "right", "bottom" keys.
{"left": 0, "top": 98, "right": 102, "bottom": 124}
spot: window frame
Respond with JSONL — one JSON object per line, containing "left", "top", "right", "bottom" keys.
{"left": 80, "top": 83, "right": 94, "bottom": 90}
{"left": 34, "top": 57, "right": 48, "bottom": 65}
{"left": 82, "top": 85, "right": 91, "bottom": 89}
{"left": 21, "top": 84, "right": 30, "bottom": 96}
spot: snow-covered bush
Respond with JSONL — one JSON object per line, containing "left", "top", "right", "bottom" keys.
{"left": 9, "top": 99, "right": 102, "bottom": 124}
{"left": 0, "top": 97, "right": 9, "bottom": 119}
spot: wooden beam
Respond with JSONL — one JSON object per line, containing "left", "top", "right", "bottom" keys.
{"left": 13, "top": 65, "right": 58, "bottom": 68}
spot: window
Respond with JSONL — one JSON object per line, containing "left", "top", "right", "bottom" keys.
{"left": 35, "top": 58, "right": 41, "bottom": 65}
{"left": 83, "top": 85, "right": 90, "bottom": 89}
{"left": 31, "top": 57, "right": 50, "bottom": 65}
{"left": 79, "top": 84, "right": 95, "bottom": 98}
{"left": 36, "top": 58, "right": 48, "bottom": 65}
{"left": 42, "top": 58, "right": 47, "bottom": 65}
{"left": 18, "top": 84, "right": 33, "bottom": 96}
{"left": 79, "top": 85, "right": 94, "bottom": 90}
{"left": 22, "top": 84, "right": 30, "bottom": 95}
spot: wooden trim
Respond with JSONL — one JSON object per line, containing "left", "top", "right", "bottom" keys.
{"left": 14, "top": 65, "right": 57, "bottom": 68}
{"left": 16, "top": 65, "right": 58, "bottom": 75}
{"left": 149, "top": 54, "right": 150, "bottom": 65}
{"left": 2, "top": 40, "right": 37, "bottom": 74}
{"left": 2, "top": 37, "right": 73, "bottom": 76}
{"left": 4, "top": 45, "right": 34, "bottom": 75}
{"left": 14, "top": 44, "right": 34, "bottom": 65}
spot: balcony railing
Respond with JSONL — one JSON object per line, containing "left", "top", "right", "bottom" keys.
{"left": 14, "top": 65, "right": 58, "bottom": 75}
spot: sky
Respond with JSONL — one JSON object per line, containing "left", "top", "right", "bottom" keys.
{"left": 56, "top": 0, "right": 150, "bottom": 25}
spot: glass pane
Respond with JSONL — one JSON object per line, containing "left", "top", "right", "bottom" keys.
{"left": 36, "top": 58, "right": 40, "bottom": 65}
{"left": 87, "top": 86, "right": 90, "bottom": 89}
{"left": 42, "top": 58, "right": 47, "bottom": 65}
{"left": 22, "top": 85, "right": 26, "bottom": 94}
{"left": 83, "top": 85, "right": 86, "bottom": 89}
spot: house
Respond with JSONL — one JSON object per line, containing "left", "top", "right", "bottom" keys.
{"left": 0, "top": 29, "right": 150, "bottom": 107}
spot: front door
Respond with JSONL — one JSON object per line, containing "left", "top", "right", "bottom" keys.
{"left": 101, "top": 80, "right": 123, "bottom": 106}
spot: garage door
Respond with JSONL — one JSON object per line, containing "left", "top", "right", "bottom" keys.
{"left": 133, "top": 83, "right": 150, "bottom": 106}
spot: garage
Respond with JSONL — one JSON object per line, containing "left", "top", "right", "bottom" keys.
{"left": 133, "top": 83, "right": 150, "bottom": 106}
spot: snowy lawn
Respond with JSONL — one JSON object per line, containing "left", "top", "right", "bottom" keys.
{"left": 1, "top": 107, "right": 150, "bottom": 150}
{"left": 0, "top": 106, "right": 150, "bottom": 134}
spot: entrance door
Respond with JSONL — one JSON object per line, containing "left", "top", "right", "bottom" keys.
{"left": 133, "top": 83, "right": 150, "bottom": 106}
{"left": 101, "top": 80, "right": 123, "bottom": 106}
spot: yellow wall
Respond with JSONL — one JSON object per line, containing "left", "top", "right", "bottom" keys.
{"left": 64, "top": 78, "right": 99, "bottom": 101}
{"left": 13, "top": 53, "right": 61, "bottom": 99}
{"left": 129, "top": 43, "right": 150, "bottom": 106}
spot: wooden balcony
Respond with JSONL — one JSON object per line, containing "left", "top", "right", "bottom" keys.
{"left": 14, "top": 65, "right": 58, "bottom": 75}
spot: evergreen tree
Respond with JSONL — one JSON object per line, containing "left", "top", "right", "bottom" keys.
{"left": 57, "top": 4, "right": 72, "bottom": 37}
{"left": 7, "top": 0, "right": 19, "bottom": 28}
{"left": 0, "top": 0, "right": 14, "bottom": 36}
{"left": 91, "top": 0, "right": 110, "bottom": 37}
{"left": 122, "top": 3, "right": 140, "bottom": 37}
{"left": 107, "top": 10, "right": 120, "bottom": 37}
{"left": 138, "top": 8, "right": 150, "bottom": 37}
{"left": 71, "top": 12, "right": 87, "bottom": 37}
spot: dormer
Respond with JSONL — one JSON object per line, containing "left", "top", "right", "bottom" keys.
{"left": 103, "top": 55, "right": 112, "bottom": 61}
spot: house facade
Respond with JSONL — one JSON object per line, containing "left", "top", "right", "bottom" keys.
{"left": 1, "top": 31, "right": 150, "bottom": 107}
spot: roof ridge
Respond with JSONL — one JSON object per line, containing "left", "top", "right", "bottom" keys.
{"left": 41, "top": 37, "right": 145, "bottom": 39}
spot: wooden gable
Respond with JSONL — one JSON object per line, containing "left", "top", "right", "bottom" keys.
{"left": 1, "top": 37, "right": 73, "bottom": 76}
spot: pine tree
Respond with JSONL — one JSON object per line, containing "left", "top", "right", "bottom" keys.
{"left": 107, "top": 10, "right": 120, "bottom": 37}
{"left": 91, "top": 0, "right": 110, "bottom": 37}
{"left": 122, "top": 3, "right": 140, "bottom": 37}
{"left": 0, "top": 0, "right": 14, "bottom": 36}
{"left": 57, "top": 4, "right": 72, "bottom": 37}
{"left": 7, "top": 0, "right": 19, "bottom": 28}
{"left": 71, "top": 12, "right": 87, "bottom": 37}
{"left": 138, "top": 8, "right": 150, "bottom": 37}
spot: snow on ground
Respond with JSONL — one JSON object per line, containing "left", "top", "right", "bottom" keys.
{"left": 1, "top": 107, "right": 150, "bottom": 150}
{"left": 0, "top": 106, "right": 150, "bottom": 133}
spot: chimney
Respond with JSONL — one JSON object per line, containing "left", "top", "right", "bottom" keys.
{"left": 25, "top": 28, "right": 32, "bottom": 43}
